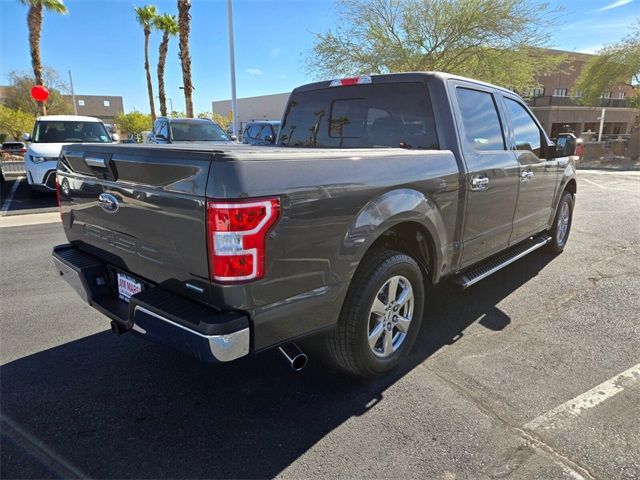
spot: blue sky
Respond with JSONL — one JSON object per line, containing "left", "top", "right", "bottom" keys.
{"left": 0, "top": 0, "right": 638, "bottom": 114}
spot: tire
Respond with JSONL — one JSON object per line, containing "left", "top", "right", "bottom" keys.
{"left": 327, "top": 249, "right": 426, "bottom": 378}
{"left": 547, "top": 190, "right": 574, "bottom": 253}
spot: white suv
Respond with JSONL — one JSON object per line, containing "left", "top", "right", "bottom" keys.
{"left": 24, "top": 115, "right": 116, "bottom": 195}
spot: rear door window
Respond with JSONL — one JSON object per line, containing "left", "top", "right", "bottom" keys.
{"left": 455, "top": 88, "right": 506, "bottom": 151}
{"left": 279, "top": 82, "right": 439, "bottom": 149}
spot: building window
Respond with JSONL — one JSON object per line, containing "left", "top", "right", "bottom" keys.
{"left": 78, "top": 99, "right": 85, "bottom": 106}
{"left": 553, "top": 88, "right": 568, "bottom": 97}
{"left": 574, "top": 90, "right": 583, "bottom": 98}
{"left": 103, "top": 100, "right": 110, "bottom": 107}
{"left": 618, "top": 91, "right": 626, "bottom": 99}
{"left": 602, "top": 91, "right": 612, "bottom": 99}
{"left": 527, "top": 87, "right": 544, "bottom": 98}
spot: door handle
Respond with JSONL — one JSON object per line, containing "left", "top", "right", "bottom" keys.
{"left": 470, "top": 175, "right": 489, "bottom": 191}
{"left": 85, "top": 157, "right": 107, "bottom": 168}
{"left": 520, "top": 169, "right": 533, "bottom": 181}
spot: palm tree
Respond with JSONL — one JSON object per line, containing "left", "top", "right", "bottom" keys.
{"left": 154, "top": 13, "right": 179, "bottom": 117}
{"left": 134, "top": 5, "right": 158, "bottom": 121}
{"left": 20, "top": 0, "right": 68, "bottom": 115}
{"left": 177, "top": 0, "right": 194, "bottom": 118}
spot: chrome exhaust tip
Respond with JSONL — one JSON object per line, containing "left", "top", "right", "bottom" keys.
{"left": 278, "top": 343, "right": 308, "bottom": 372}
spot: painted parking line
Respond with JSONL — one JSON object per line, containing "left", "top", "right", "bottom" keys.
{"left": 581, "top": 178, "right": 607, "bottom": 189}
{"left": 524, "top": 363, "right": 640, "bottom": 431}
{"left": 580, "top": 169, "right": 640, "bottom": 176}
{"left": 0, "top": 177, "right": 24, "bottom": 214}
{"left": 0, "top": 212, "right": 60, "bottom": 228}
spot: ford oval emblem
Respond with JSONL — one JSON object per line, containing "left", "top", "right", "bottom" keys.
{"left": 98, "top": 193, "right": 119, "bottom": 213}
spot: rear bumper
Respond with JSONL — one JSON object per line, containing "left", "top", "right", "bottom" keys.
{"left": 52, "top": 244, "right": 250, "bottom": 363}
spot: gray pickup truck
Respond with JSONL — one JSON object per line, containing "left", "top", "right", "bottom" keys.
{"left": 52, "top": 73, "right": 577, "bottom": 377}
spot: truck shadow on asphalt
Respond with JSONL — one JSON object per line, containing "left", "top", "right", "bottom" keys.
{"left": 1, "top": 252, "right": 556, "bottom": 479}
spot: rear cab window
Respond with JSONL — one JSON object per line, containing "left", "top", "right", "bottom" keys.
{"left": 279, "top": 82, "right": 439, "bottom": 149}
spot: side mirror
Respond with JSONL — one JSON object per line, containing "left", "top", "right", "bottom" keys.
{"left": 230, "top": 134, "right": 238, "bottom": 142}
{"left": 111, "top": 133, "right": 120, "bottom": 142}
{"left": 546, "top": 142, "right": 557, "bottom": 159}
{"left": 155, "top": 134, "right": 167, "bottom": 141}
{"left": 22, "top": 133, "right": 31, "bottom": 142}
{"left": 264, "top": 135, "right": 273, "bottom": 143}
{"left": 554, "top": 135, "right": 577, "bottom": 158}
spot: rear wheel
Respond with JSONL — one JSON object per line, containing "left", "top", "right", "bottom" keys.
{"left": 547, "top": 190, "right": 574, "bottom": 253}
{"left": 327, "top": 249, "right": 425, "bottom": 377}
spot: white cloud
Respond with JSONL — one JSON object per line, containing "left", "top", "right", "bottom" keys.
{"left": 597, "top": 0, "right": 633, "bottom": 11}
{"left": 245, "top": 68, "right": 264, "bottom": 76}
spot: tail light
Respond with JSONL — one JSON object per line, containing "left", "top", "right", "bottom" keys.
{"left": 55, "top": 177, "right": 62, "bottom": 220}
{"left": 575, "top": 142, "right": 584, "bottom": 158}
{"left": 20, "top": 147, "right": 27, "bottom": 153}
{"left": 206, "top": 197, "right": 280, "bottom": 282}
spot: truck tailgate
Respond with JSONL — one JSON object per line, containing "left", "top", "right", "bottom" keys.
{"left": 57, "top": 144, "right": 216, "bottom": 306}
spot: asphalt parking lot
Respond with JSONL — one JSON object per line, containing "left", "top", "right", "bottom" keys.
{"left": 1, "top": 170, "right": 638, "bottom": 480}
{"left": 0, "top": 177, "right": 57, "bottom": 216}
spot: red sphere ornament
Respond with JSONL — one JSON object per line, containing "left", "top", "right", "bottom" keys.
{"left": 31, "top": 85, "right": 49, "bottom": 102}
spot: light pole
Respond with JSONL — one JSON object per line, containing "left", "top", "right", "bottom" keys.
{"left": 68, "top": 70, "right": 78, "bottom": 115}
{"left": 226, "top": 0, "right": 238, "bottom": 137}
{"left": 156, "top": 96, "right": 173, "bottom": 115}
{"left": 597, "top": 108, "right": 606, "bottom": 142}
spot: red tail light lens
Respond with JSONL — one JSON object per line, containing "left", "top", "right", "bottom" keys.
{"left": 206, "top": 198, "right": 280, "bottom": 282}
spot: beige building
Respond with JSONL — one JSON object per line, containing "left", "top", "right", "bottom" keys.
{"left": 212, "top": 92, "right": 289, "bottom": 130}
{"left": 62, "top": 94, "right": 124, "bottom": 127}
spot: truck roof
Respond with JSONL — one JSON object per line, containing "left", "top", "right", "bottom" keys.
{"left": 292, "top": 71, "right": 517, "bottom": 96}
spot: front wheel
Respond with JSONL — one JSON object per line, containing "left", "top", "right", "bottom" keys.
{"left": 327, "top": 250, "right": 425, "bottom": 378}
{"left": 547, "top": 191, "right": 574, "bottom": 253}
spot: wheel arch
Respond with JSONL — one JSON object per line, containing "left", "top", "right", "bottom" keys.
{"left": 342, "top": 188, "right": 446, "bottom": 286}
{"left": 564, "top": 178, "right": 577, "bottom": 195}
{"left": 367, "top": 221, "right": 437, "bottom": 284}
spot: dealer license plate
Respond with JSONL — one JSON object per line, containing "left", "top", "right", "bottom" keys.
{"left": 116, "top": 272, "right": 142, "bottom": 303}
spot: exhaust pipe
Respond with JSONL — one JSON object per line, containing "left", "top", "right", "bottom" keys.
{"left": 279, "top": 343, "right": 308, "bottom": 372}
{"left": 110, "top": 320, "right": 127, "bottom": 336}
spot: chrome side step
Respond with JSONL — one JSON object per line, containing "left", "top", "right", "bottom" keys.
{"left": 452, "top": 235, "right": 551, "bottom": 289}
